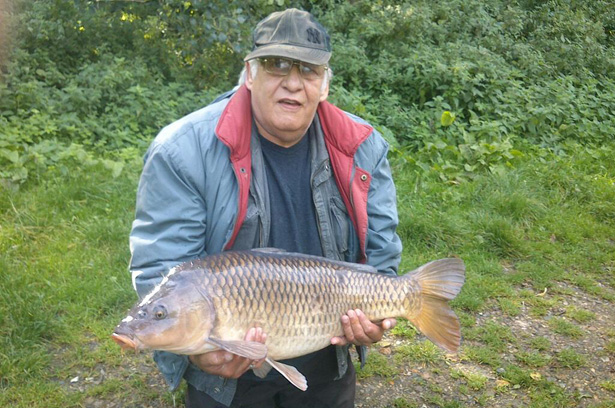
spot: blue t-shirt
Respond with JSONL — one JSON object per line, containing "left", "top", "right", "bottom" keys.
{"left": 259, "top": 131, "right": 323, "bottom": 257}
{"left": 241, "top": 131, "right": 339, "bottom": 383}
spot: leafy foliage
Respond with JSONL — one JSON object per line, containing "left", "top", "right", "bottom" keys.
{"left": 1, "top": 0, "right": 615, "bottom": 185}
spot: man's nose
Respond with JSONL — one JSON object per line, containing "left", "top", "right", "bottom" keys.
{"left": 282, "top": 65, "right": 304, "bottom": 91}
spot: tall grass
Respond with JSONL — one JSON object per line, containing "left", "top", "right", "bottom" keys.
{"left": 1, "top": 143, "right": 614, "bottom": 406}
{"left": 0, "top": 161, "right": 139, "bottom": 405}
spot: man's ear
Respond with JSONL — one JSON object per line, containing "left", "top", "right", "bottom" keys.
{"left": 245, "top": 62, "right": 254, "bottom": 90}
{"left": 319, "top": 80, "right": 330, "bottom": 102}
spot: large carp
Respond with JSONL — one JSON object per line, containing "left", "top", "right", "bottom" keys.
{"left": 112, "top": 248, "right": 465, "bottom": 390}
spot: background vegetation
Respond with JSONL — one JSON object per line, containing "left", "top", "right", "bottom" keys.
{"left": 1, "top": 0, "right": 614, "bottom": 407}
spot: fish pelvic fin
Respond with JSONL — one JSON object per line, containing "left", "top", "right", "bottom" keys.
{"left": 252, "top": 361, "right": 273, "bottom": 378}
{"left": 207, "top": 338, "right": 268, "bottom": 360}
{"left": 406, "top": 258, "right": 465, "bottom": 354}
{"left": 265, "top": 358, "right": 308, "bottom": 391}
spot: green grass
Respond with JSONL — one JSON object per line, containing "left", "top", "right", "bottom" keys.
{"left": 600, "top": 380, "right": 615, "bottom": 392}
{"left": 565, "top": 307, "right": 596, "bottom": 323}
{"left": 515, "top": 351, "right": 552, "bottom": 368}
{"left": 450, "top": 369, "right": 488, "bottom": 391}
{"left": 529, "top": 337, "right": 552, "bottom": 352}
{"left": 387, "top": 397, "right": 419, "bottom": 408}
{"left": 394, "top": 341, "right": 442, "bottom": 365}
{"left": 1, "top": 142, "right": 615, "bottom": 407}
{"left": 548, "top": 318, "right": 584, "bottom": 339}
{"left": 355, "top": 352, "right": 399, "bottom": 379}
{"left": 0, "top": 160, "right": 141, "bottom": 407}
{"left": 556, "top": 349, "right": 587, "bottom": 369}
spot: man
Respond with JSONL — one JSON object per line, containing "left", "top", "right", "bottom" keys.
{"left": 129, "top": 8, "right": 402, "bottom": 408}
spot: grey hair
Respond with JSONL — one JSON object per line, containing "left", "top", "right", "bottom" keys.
{"left": 238, "top": 60, "right": 333, "bottom": 92}
{"left": 237, "top": 61, "right": 260, "bottom": 86}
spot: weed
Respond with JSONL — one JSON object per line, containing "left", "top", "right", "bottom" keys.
{"left": 515, "top": 351, "right": 551, "bottom": 368}
{"left": 592, "top": 401, "right": 615, "bottom": 408}
{"left": 457, "top": 311, "right": 476, "bottom": 329}
{"left": 394, "top": 342, "right": 442, "bottom": 365}
{"left": 388, "top": 398, "right": 418, "bottom": 408}
{"left": 548, "top": 318, "right": 584, "bottom": 338}
{"left": 427, "top": 382, "right": 443, "bottom": 394}
{"left": 528, "top": 382, "right": 573, "bottom": 407}
{"left": 499, "top": 364, "right": 532, "bottom": 388}
{"left": 391, "top": 319, "right": 418, "bottom": 340}
{"left": 605, "top": 341, "right": 615, "bottom": 355}
{"left": 524, "top": 294, "right": 556, "bottom": 318}
{"left": 600, "top": 381, "right": 615, "bottom": 392}
{"left": 355, "top": 352, "right": 398, "bottom": 379}
{"left": 474, "top": 393, "right": 491, "bottom": 406}
{"left": 451, "top": 369, "right": 488, "bottom": 390}
{"left": 556, "top": 348, "right": 586, "bottom": 369}
{"left": 457, "top": 384, "right": 469, "bottom": 395}
{"left": 498, "top": 297, "right": 521, "bottom": 316}
{"left": 478, "top": 322, "right": 516, "bottom": 352}
{"left": 422, "top": 393, "right": 464, "bottom": 407}
{"left": 565, "top": 306, "right": 596, "bottom": 323}
{"left": 529, "top": 337, "right": 551, "bottom": 351}
{"left": 463, "top": 346, "right": 501, "bottom": 368}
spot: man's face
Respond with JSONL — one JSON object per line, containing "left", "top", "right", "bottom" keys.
{"left": 245, "top": 59, "right": 329, "bottom": 147}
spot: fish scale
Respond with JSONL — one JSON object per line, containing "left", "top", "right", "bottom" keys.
{"left": 200, "top": 251, "right": 416, "bottom": 360}
{"left": 113, "top": 248, "right": 465, "bottom": 390}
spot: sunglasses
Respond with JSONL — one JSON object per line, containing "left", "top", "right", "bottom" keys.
{"left": 259, "top": 57, "right": 327, "bottom": 80}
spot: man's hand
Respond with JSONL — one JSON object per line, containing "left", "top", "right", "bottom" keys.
{"left": 189, "top": 327, "right": 267, "bottom": 379}
{"left": 330, "top": 309, "right": 396, "bottom": 346}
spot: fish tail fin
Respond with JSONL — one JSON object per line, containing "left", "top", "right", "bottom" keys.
{"left": 404, "top": 258, "right": 465, "bottom": 353}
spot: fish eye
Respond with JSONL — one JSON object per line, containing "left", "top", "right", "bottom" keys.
{"left": 153, "top": 305, "right": 168, "bottom": 320}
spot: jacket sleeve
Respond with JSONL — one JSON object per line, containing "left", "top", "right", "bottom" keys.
{"left": 364, "top": 132, "right": 402, "bottom": 276}
{"left": 129, "top": 133, "right": 208, "bottom": 299}
{"left": 128, "top": 129, "right": 209, "bottom": 392}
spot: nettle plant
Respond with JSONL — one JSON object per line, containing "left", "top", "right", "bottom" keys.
{"left": 2, "top": 0, "right": 615, "bottom": 185}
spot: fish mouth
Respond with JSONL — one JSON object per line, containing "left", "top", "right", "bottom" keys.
{"left": 111, "top": 333, "right": 139, "bottom": 352}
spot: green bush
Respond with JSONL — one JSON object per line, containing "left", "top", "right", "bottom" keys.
{"left": 2, "top": 0, "right": 615, "bottom": 185}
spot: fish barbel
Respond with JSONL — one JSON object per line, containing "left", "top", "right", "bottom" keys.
{"left": 112, "top": 248, "right": 465, "bottom": 390}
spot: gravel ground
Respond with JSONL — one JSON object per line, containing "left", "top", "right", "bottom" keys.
{"left": 356, "top": 281, "right": 615, "bottom": 408}
{"left": 64, "top": 281, "right": 614, "bottom": 407}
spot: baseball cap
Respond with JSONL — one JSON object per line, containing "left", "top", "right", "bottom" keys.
{"left": 244, "top": 8, "right": 331, "bottom": 65}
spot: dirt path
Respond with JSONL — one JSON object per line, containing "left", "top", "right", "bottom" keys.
{"left": 355, "top": 281, "right": 615, "bottom": 407}
{"left": 64, "top": 281, "right": 614, "bottom": 407}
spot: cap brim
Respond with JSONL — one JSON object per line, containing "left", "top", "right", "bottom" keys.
{"left": 244, "top": 44, "right": 330, "bottom": 65}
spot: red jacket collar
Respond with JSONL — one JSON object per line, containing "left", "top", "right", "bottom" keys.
{"left": 215, "top": 85, "right": 253, "bottom": 162}
{"left": 217, "top": 84, "right": 373, "bottom": 260}
{"left": 215, "top": 85, "right": 373, "bottom": 159}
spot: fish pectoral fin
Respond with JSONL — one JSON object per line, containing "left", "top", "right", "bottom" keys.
{"left": 266, "top": 358, "right": 307, "bottom": 391}
{"left": 252, "top": 361, "right": 272, "bottom": 378}
{"left": 207, "top": 338, "right": 267, "bottom": 360}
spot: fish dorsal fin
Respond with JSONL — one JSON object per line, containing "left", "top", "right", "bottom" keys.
{"left": 252, "top": 361, "right": 273, "bottom": 378}
{"left": 265, "top": 358, "right": 308, "bottom": 391}
{"left": 250, "top": 247, "right": 287, "bottom": 254}
{"left": 207, "top": 338, "right": 267, "bottom": 360}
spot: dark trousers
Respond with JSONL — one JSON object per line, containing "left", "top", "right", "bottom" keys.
{"left": 185, "top": 362, "right": 356, "bottom": 408}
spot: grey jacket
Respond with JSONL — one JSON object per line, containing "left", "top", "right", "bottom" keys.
{"left": 129, "top": 86, "right": 402, "bottom": 405}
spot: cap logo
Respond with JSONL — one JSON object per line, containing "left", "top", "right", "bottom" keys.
{"left": 306, "top": 27, "right": 322, "bottom": 45}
